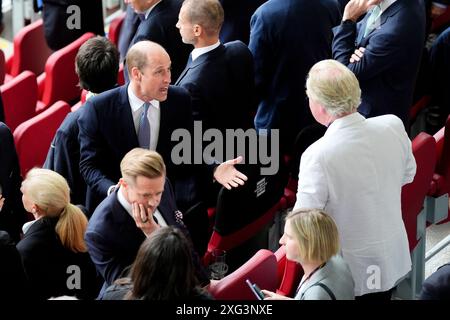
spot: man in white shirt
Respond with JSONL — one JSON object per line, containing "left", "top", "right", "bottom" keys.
{"left": 294, "top": 59, "right": 416, "bottom": 299}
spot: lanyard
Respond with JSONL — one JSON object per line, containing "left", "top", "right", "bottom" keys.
{"left": 296, "top": 262, "right": 326, "bottom": 296}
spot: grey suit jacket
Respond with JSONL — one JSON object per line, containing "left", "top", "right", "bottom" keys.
{"left": 295, "top": 255, "right": 355, "bottom": 300}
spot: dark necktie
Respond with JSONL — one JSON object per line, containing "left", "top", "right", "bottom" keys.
{"left": 138, "top": 102, "right": 151, "bottom": 149}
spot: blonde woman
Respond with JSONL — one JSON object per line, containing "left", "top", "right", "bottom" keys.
{"left": 16, "top": 168, "right": 99, "bottom": 300}
{"left": 263, "top": 209, "right": 354, "bottom": 300}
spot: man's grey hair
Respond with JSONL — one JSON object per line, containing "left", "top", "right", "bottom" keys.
{"left": 306, "top": 59, "right": 361, "bottom": 117}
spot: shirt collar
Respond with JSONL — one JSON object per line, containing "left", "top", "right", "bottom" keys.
{"left": 117, "top": 186, "right": 133, "bottom": 217}
{"left": 191, "top": 41, "right": 221, "bottom": 62}
{"left": 324, "top": 112, "right": 366, "bottom": 136}
{"left": 22, "top": 219, "right": 38, "bottom": 234}
{"left": 379, "top": 0, "right": 397, "bottom": 12}
{"left": 143, "top": 0, "right": 162, "bottom": 19}
{"left": 127, "top": 84, "right": 160, "bottom": 112}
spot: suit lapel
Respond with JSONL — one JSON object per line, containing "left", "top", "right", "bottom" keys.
{"left": 175, "top": 44, "right": 226, "bottom": 85}
{"left": 117, "top": 85, "right": 139, "bottom": 148}
{"left": 359, "top": 0, "right": 402, "bottom": 45}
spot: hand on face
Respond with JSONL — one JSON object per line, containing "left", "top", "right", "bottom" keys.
{"left": 132, "top": 202, "right": 160, "bottom": 236}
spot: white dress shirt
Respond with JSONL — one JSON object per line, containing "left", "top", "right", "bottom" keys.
{"left": 127, "top": 85, "right": 160, "bottom": 151}
{"left": 117, "top": 186, "right": 168, "bottom": 228}
{"left": 294, "top": 113, "right": 416, "bottom": 296}
{"left": 191, "top": 41, "right": 221, "bottom": 61}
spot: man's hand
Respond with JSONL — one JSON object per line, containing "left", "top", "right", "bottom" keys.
{"left": 350, "top": 47, "right": 366, "bottom": 63}
{"left": 343, "top": 0, "right": 381, "bottom": 22}
{"left": 132, "top": 202, "right": 160, "bottom": 237}
{"left": 214, "top": 156, "right": 248, "bottom": 190}
{"left": 261, "top": 289, "right": 293, "bottom": 300}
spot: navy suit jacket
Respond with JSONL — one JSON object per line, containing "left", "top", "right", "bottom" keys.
{"left": 77, "top": 85, "right": 193, "bottom": 213}
{"left": 332, "top": 0, "right": 426, "bottom": 124}
{"left": 85, "top": 180, "right": 208, "bottom": 295}
{"left": 219, "top": 0, "right": 267, "bottom": 44}
{"left": 176, "top": 41, "right": 255, "bottom": 132}
{"left": 127, "top": 0, "right": 191, "bottom": 81}
{"left": 249, "top": 0, "right": 341, "bottom": 151}
{"left": 44, "top": 109, "right": 87, "bottom": 208}
{"left": 0, "top": 122, "right": 25, "bottom": 243}
{"left": 420, "top": 263, "right": 450, "bottom": 300}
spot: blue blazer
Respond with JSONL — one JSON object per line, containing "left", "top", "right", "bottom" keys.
{"left": 249, "top": 0, "right": 341, "bottom": 150}
{"left": 176, "top": 41, "right": 255, "bottom": 131}
{"left": 77, "top": 85, "right": 193, "bottom": 213}
{"left": 44, "top": 110, "right": 87, "bottom": 208}
{"left": 85, "top": 180, "right": 208, "bottom": 295}
{"left": 332, "top": 0, "right": 426, "bottom": 123}
{"left": 219, "top": 0, "right": 267, "bottom": 44}
{"left": 128, "top": 0, "right": 191, "bottom": 81}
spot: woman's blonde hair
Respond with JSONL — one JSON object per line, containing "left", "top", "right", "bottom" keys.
{"left": 23, "top": 168, "right": 88, "bottom": 253}
{"left": 286, "top": 208, "right": 339, "bottom": 263}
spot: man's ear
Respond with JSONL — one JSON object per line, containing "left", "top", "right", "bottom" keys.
{"left": 119, "top": 178, "right": 128, "bottom": 189}
{"left": 193, "top": 24, "right": 202, "bottom": 37}
{"left": 131, "top": 67, "right": 141, "bottom": 81}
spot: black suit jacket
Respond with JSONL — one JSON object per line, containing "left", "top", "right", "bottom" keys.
{"left": 249, "top": 0, "right": 341, "bottom": 152}
{"left": 85, "top": 181, "right": 208, "bottom": 296}
{"left": 176, "top": 41, "right": 255, "bottom": 132}
{"left": 127, "top": 0, "right": 191, "bottom": 81}
{"left": 16, "top": 217, "right": 99, "bottom": 300}
{"left": 41, "top": 0, "right": 105, "bottom": 51}
{"left": 332, "top": 0, "right": 426, "bottom": 124}
{"left": 44, "top": 109, "right": 87, "bottom": 207}
{"left": 78, "top": 85, "right": 193, "bottom": 213}
{"left": 219, "top": 0, "right": 267, "bottom": 44}
{"left": 0, "top": 122, "right": 25, "bottom": 243}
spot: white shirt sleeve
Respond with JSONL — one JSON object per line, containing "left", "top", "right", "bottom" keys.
{"left": 294, "top": 147, "right": 329, "bottom": 211}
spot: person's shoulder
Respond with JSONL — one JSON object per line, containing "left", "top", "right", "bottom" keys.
{"left": 168, "top": 85, "right": 190, "bottom": 100}
{"left": 369, "top": 114, "right": 404, "bottom": 127}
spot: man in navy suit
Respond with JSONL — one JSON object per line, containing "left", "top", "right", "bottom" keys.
{"left": 78, "top": 40, "right": 247, "bottom": 220}
{"left": 78, "top": 40, "right": 194, "bottom": 214}
{"left": 44, "top": 36, "right": 120, "bottom": 210}
{"left": 332, "top": 0, "right": 426, "bottom": 125}
{"left": 175, "top": 0, "right": 255, "bottom": 132}
{"left": 85, "top": 148, "right": 209, "bottom": 297}
{"left": 124, "top": 0, "right": 191, "bottom": 81}
{"left": 248, "top": 0, "right": 342, "bottom": 154}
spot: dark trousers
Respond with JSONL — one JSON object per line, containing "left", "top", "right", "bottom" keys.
{"left": 355, "top": 287, "right": 395, "bottom": 301}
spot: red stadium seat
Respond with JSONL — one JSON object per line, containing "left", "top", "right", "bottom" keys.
{"left": 13, "top": 101, "right": 71, "bottom": 177}
{"left": 396, "top": 132, "right": 437, "bottom": 299}
{"left": 108, "top": 11, "right": 126, "bottom": 48}
{"left": 1, "top": 71, "right": 41, "bottom": 132}
{"left": 208, "top": 249, "right": 278, "bottom": 300}
{"left": 274, "top": 245, "right": 303, "bottom": 297}
{"left": 36, "top": 32, "right": 95, "bottom": 113}
{"left": 5, "top": 19, "right": 52, "bottom": 81}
